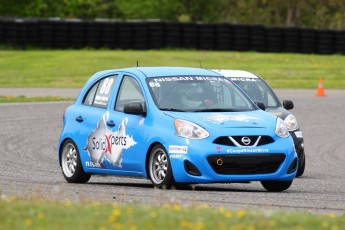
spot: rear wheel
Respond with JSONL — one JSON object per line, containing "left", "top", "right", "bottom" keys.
{"left": 261, "top": 180, "right": 293, "bottom": 192}
{"left": 61, "top": 140, "right": 91, "bottom": 183}
{"left": 148, "top": 144, "right": 175, "bottom": 189}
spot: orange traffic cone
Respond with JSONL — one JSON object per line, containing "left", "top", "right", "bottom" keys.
{"left": 316, "top": 77, "right": 326, "bottom": 96}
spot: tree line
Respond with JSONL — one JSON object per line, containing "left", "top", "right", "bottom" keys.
{"left": 1, "top": 0, "right": 344, "bottom": 30}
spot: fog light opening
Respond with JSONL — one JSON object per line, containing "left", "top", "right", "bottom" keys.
{"left": 216, "top": 158, "right": 223, "bottom": 166}
{"left": 287, "top": 158, "right": 298, "bottom": 174}
{"left": 184, "top": 160, "right": 202, "bottom": 176}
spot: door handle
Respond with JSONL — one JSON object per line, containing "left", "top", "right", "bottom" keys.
{"left": 106, "top": 120, "right": 115, "bottom": 127}
{"left": 75, "top": 116, "right": 83, "bottom": 122}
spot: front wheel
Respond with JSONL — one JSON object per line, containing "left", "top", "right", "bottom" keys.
{"left": 261, "top": 180, "right": 293, "bottom": 192}
{"left": 148, "top": 144, "right": 175, "bottom": 189}
{"left": 61, "top": 140, "right": 91, "bottom": 183}
{"left": 296, "top": 154, "right": 305, "bottom": 177}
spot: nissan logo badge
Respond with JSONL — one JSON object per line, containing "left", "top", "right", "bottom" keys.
{"left": 241, "top": 136, "right": 251, "bottom": 145}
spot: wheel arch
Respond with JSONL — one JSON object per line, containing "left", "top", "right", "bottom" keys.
{"left": 145, "top": 142, "right": 161, "bottom": 179}
{"left": 145, "top": 142, "right": 175, "bottom": 181}
{"left": 58, "top": 137, "right": 74, "bottom": 167}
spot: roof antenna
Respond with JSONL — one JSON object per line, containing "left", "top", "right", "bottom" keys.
{"left": 136, "top": 61, "right": 139, "bottom": 67}
{"left": 199, "top": 60, "right": 202, "bottom": 68}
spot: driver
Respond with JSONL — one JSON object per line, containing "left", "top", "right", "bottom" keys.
{"left": 178, "top": 82, "right": 214, "bottom": 108}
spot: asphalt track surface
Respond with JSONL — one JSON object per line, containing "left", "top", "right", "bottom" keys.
{"left": 1, "top": 89, "right": 345, "bottom": 214}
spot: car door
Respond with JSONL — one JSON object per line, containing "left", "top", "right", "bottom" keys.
{"left": 104, "top": 74, "right": 148, "bottom": 176}
{"left": 74, "top": 74, "right": 119, "bottom": 171}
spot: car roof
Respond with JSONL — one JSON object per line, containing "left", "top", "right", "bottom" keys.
{"left": 96, "top": 67, "right": 223, "bottom": 79}
{"left": 136, "top": 67, "right": 222, "bottom": 77}
{"left": 212, "top": 69, "right": 259, "bottom": 79}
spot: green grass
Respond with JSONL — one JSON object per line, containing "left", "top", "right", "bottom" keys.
{"left": 0, "top": 95, "right": 75, "bottom": 103}
{"left": 1, "top": 196, "right": 344, "bottom": 230}
{"left": 0, "top": 50, "right": 344, "bottom": 89}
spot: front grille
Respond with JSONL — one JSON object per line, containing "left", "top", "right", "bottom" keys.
{"left": 207, "top": 154, "right": 285, "bottom": 175}
{"left": 213, "top": 136, "right": 274, "bottom": 147}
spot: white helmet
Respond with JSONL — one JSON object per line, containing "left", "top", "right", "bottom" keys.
{"left": 179, "top": 83, "right": 204, "bottom": 108}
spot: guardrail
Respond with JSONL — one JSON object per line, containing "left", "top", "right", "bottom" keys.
{"left": 1, "top": 18, "right": 344, "bottom": 54}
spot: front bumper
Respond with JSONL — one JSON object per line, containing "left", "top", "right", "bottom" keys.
{"left": 167, "top": 137, "right": 298, "bottom": 183}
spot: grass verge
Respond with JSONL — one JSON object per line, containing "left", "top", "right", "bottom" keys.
{"left": 0, "top": 95, "right": 74, "bottom": 103}
{"left": 1, "top": 196, "right": 344, "bottom": 230}
{"left": 0, "top": 50, "right": 344, "bottom": 89}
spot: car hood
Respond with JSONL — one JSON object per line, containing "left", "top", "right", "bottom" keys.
{"left": 164, "top": 110, "right": 276, "bottom": 130}
{"left": 265, "top": 107, "right": 290, "bottom": 120}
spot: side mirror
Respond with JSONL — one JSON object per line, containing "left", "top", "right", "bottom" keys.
{"left": 124, "top": 102, "right": 146, "bottom": 116}
{"left": 282, "top": 100, "right": 294, "bottom": 110}
{"left": 255, "top": 101, "right": 265, "bottom": 110}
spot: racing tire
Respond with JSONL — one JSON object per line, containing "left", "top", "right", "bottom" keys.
{"left": 296, "top": 154, "right": 305, "bottom": 177}
{"left": 261, "top": 180, "right": 293, "bottom": 192}
{"left": 148, "top": 144, "right": 175, "bottom": 189}
{"left": 61, "top": 140, "right": 91, "bottom": 183}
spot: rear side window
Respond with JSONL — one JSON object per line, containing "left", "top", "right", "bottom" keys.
{"left": 83, "top": 75, "right": 117, "bottom": 108}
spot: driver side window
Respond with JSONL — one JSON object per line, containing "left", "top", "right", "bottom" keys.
{"left": 115, "top": 75, "right": 145, "bottom": 112}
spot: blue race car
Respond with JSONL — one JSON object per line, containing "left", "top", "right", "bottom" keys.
{"left": 58, "top": 67, "right": 298, "bottom": 192}
{"left": 212, "top": 70, "right": 305, "bottom": 177}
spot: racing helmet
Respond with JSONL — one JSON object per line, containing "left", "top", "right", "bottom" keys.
{"left": 179, "top": 83, "right": 205, "bottom": 107}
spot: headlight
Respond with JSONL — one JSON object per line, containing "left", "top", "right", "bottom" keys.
{"left": 174, "top": 119, "right": 209, "bottom": 139}
{"left": 284, "top": 114, "right": 299, "bottom": 131}
{"left": 275, "top": 117, "right": 290, "bottom": 138}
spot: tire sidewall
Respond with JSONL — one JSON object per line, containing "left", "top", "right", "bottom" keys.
{"left": 148, "top": 144, "right": 175, "bottom": 188}
{"left": 61, "top": 139, "right": 90, "bottom": 183}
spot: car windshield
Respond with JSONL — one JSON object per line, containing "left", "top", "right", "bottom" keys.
{"left": 147, "top": 76, "right": 256, "bottom": 112}
{"left": 231, "top": 78, "right": 280, "bottom": 108}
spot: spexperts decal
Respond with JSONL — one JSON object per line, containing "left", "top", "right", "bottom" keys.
{"left": 84, "top": 112, "right": 137, "bottom": 168}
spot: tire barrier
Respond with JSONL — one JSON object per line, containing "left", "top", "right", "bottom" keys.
{"left": 0, "top": 18, "right": 344, "bottom": 54}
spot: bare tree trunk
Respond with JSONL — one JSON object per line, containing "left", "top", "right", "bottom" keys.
{"left": 274, "top": 0, "right": 280, "bottom": 25}
{"left": 286, "top": 0, "right": 300, "bottom": 27}
{"left": 286, "top": 0, "right": 293, "bottom": 26}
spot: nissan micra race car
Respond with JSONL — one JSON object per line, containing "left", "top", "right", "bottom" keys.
{"left": 213, "top": 70, "right": 305, "bottom": 177}
{"left": 58, "top": 67, "right": 298, "bottom": 192}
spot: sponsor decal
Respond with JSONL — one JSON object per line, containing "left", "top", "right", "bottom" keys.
{"left": 85, "top": 161, "right": 102, "bottom": 168}
{"left": 154, "top": 76, "right": 195, "bottom": 82}
{"left": 227, "top": 148, "right": 269, "bottom": 154}
{"left": 170, "top": 154, "right": 184, "bottom": 159}
{"left": 230, "top": 77, "right": 256, "bottom": 82}
{"left": 149, "top": 76, "right": 228, "bottom": 86}
{"left": 204, "top": 114, "right": 259, "bottom": 125}
{"left": 94, "top": 95, "right": 109, "bottom": 106}
{"left": 93, "top": 77, "right": 114, "bottom": 106}
{"left": 169, "top": 145, "right": 188, "bottom": 154}
{"left": 85, "top": 112, "right": 137, "bottom": 168}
